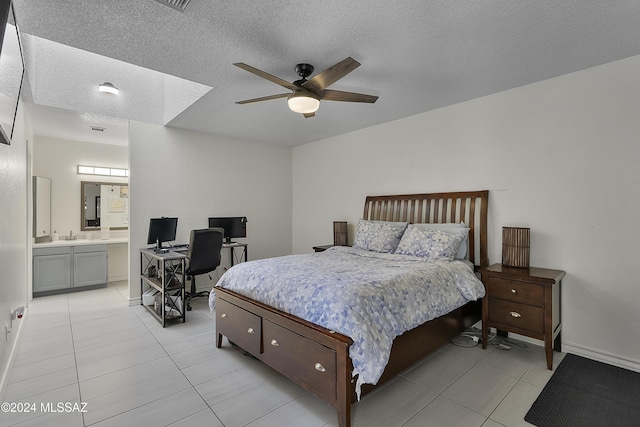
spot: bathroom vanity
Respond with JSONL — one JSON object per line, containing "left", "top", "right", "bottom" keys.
{"left": 33, "top": 238, "right": 127, "bottom": 296}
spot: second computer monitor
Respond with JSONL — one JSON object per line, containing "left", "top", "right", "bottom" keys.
{"left": 208, "top": 217, "right": 247, "bottom": 244}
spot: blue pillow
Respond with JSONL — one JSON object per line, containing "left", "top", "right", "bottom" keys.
{"left": 405, "top": 223, "right": 470, "bottom": 259}
{"left": 395, "top": 226, "right": 465, "bottom": 261}
{"left": 353, "top": 220, "right": 408, "bottom": 253}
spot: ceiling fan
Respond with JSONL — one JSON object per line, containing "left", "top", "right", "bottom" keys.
{"left": 234, "top": 57, "right": 378, "bottom": 118}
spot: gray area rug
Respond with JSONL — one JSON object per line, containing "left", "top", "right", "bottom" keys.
{"left": 525, "top": 353, "right": 640, "bottom": 427}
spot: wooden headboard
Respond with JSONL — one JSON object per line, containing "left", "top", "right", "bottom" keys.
{"left": 363, "top": 190, "right": 489, "bottom": 268}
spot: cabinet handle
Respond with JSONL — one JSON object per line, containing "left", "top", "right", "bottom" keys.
{"left": 247, "top": 327, "right": 255, "bottom": 334}
{"left": 221, "top": 313, "right": 227, "bottom": 318}
{"left": 314, "top": 363, "right": 326, "bottom": 372}
{"left": 511, "top": 289, "right": 517, "bottom": 294}
{"left": 270, "top": 339, "right": 279, "bottom": 347}
{"left": 509, "top": 311, "right": 522, "bottom": 318}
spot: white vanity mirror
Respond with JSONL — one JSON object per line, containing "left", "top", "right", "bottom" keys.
{"left": 81, "top": 181, "right": 129, "bottom": 231}
{"left": 33, "top": 176, "right": 51, "bottom": 239}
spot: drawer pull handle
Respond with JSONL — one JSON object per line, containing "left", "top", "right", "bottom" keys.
{"left": 221, "top": 313, "right": 227, "bottom": 318}
{"left": 315, "top": 363, "right": 326, "bottom": 372}
{"left": 509, "top": 311, "right": 522, "bottom": 318}
{"left": 270, "top": 339, "right": 279, "bottom": 347}
{"left": 511, "top": 289, "right": 517, "bottom": 294}
{"left": 247, "top": 327, "right": 255, "bottom": 334}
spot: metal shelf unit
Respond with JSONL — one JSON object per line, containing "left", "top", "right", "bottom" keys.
{"left": 140, "top": 248, "right": 187, "bottom": 327}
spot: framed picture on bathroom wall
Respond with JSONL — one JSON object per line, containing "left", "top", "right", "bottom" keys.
{"left": 108, "top": 198, "right": 125, "bottom": 213}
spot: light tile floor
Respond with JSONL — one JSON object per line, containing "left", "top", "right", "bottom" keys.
{"left": 0, "top": 281, "right": 564, "bottom": 426}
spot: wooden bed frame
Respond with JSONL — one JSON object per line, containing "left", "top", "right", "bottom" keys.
{"left": 215, "top": 190, "right": 489, "bottom": 427}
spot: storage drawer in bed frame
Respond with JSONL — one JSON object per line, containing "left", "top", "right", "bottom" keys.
{"left": 216, "top": 298, "right": 262, "bottom": 355}
{"left": 262, "top": 319, "right": 337, "bottom": 403}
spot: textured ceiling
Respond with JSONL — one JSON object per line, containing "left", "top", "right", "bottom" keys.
{"left": 11, "top": 0, "right": 640, "bottom": 146}
{"left": 21, "top": 34, "right": 212, "bottom": 124}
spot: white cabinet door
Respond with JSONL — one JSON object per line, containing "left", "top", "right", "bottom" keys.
{"left": 74, "top": 251, "right": 107, "bottom": 287}
{"left": 33, "top": 254, "right": 71, "bottom": 292}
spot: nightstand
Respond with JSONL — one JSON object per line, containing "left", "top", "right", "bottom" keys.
{"left": 480, "top": 263, "right": 565, "bottom": 370}
{"left": 312, "top": 245, "right": 334, "bottom": 252}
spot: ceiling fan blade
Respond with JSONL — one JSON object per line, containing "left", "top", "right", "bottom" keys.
{"left": 302, "top": 57, "right": 361, "bottom": 93}
{"left": 303, "top": 112, "right": 315, "bottom": 118}
{"left": 234, "top": 63, "right": 297, "bottom": 91}
{"left": 235, "top": 93, "right": 290, "bottom": 104}
{"left": 319, "top": 89, "right": 378, "bottom": 103}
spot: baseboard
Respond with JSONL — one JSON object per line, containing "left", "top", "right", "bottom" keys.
{"left": 562, "top": 341, "right": 640, "bottom": 373}
{"left": 108, "top": 275, "right": 128, "bottom": 282}
{"left": 502, "top": 331, "right": 545, "bottom": 348}
{"left": 128, "top": 297, "right": 141, "bottom": 307}
{"left": 470, "top": 322, "right": 640, "bottom": 373}
{"left": 472, "top": 323, "right": 546, "bottom": 349}
{"left": 0, "top": 309, "right": 28, "bottom": 403}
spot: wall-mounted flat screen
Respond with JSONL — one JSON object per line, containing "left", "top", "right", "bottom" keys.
{"left": 0, "top": 2, "right": 24, "bottom": 146}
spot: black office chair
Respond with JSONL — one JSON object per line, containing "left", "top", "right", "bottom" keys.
{"left": 185, "top": 227, "right": 224, "bottom": 311}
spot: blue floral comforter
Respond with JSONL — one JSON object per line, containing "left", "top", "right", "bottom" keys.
{"left": 209, "top": 246, "right": 485, "bottom": 397}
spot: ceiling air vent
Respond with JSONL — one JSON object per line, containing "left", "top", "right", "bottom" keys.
{"left": 151, "top": 0, "right": 191, "bottom": 12}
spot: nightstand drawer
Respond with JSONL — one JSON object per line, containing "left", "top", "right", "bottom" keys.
{"left": 488, "top": 298, "right": 544, "bottom": 333}
{"left": 485, "top": 276, "right": 543, "bottom": 306}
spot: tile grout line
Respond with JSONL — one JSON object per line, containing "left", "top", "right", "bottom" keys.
{"left": 64, "top": 293, "right": 88, "bottom": 427}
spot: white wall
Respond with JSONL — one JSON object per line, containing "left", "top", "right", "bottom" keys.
{"left": 128, "top": 122, "right": 292, "bottom": 302}
{"left": 0, "top": 101, "right": 31, "bottom": 398}
{"left": 108, "top": 244, "right": 128, "bottom": 282}
{"left": 292, "top": 55, "right": 640, "bottom": 371}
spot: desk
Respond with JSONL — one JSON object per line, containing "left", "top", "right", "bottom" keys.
{"left": 224, "top": 242, "right": 248, "bottom": 266}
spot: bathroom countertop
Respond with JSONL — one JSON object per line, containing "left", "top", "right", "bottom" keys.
{"left": 34, "top": 237, "right": 129, "bottom": 248}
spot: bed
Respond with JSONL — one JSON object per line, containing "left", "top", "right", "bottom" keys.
{"left": 211, "top": 190, "right": 489, "bottom": 427}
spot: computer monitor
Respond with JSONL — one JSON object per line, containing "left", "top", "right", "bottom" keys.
{"left": 208, "top": 217, "right": 247, "bottom": 244}
{"left": 147, "top": 217, "right": 178, "bottom": 251}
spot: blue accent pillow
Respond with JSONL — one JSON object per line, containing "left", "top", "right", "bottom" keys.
{"left": 407, "top": 223, "right": 470, "bottom": 259}
{"left": 353, "top": 220, "right": 408, "bottom": 253}
{"left": 395, "top": 226, "right": 465, "bottom": 261}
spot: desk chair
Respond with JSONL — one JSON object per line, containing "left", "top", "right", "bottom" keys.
{"left": 185, "top": 227, "right": 224, "bottom": 311}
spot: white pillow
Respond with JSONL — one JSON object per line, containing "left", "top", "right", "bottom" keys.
{"left": 404, "top": 222, "right": 470, "bottom": 259}
{"left": 352, "top": 219, "right": 408, "bottom": 253}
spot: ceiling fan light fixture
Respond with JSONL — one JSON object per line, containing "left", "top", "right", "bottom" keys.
{"left": 287, "top": 92, "right": 320, "bottom": 114}
{"left": 99, "top": 82, "right": 119, "bottom": 95}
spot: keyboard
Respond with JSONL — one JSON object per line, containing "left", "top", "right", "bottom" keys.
{"left": 147, "top": 244, "right": 188, "bottom": 251}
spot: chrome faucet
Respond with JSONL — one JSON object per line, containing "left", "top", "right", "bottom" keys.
{"left": 65, "top": 230, "right": 77, "bottom": 241}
